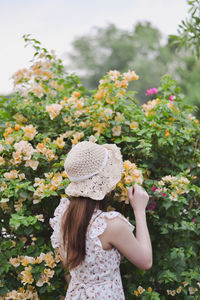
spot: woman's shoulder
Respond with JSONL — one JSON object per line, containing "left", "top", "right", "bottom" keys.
{"left": 88, "top": 209, "right": 134, "bottom": 239}
{"left": 102, "top": 210, "right": 135, "bottom": 232}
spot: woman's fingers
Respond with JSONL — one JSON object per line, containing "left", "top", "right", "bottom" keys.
{"left": 127, "top": 186, "right": 134, "bottom": 199}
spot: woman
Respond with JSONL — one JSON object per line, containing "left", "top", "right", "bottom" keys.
{"left": 50, "top": 141, "right": 152, "bottom": 299}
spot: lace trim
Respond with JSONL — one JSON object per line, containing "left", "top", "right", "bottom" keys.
{"left": 88, "top": 211, "right": 135, "bottom": 243}
{"left": 49, "top": 197, "right": 70, "bottom": 249}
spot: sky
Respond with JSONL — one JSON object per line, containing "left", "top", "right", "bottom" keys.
{"left": 0, "top": 0, "right": 189, "bottom": 95}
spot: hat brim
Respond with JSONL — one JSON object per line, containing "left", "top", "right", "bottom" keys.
{"left": 65, "top": 144, "right": 123, "bottom": 200}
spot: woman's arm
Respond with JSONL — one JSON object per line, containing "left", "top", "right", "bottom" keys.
{"left": 105, "top": 184, "right": 152, "bottom": 270}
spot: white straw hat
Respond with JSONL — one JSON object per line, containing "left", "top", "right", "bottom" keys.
{"left": 64, "top": 141, "right": 123, "bottom": 200}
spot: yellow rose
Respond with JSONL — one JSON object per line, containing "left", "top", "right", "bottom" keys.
{"left": 130, "top": 121, "right": 139, "bottom": 130}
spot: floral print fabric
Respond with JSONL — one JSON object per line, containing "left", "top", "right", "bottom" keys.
{"left": 50, "top": 200, "right": 135, "bottom": 300}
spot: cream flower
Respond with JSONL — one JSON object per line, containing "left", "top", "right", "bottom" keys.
{"left": 53, "top": 137, "right": 65, "bottom": 149}
{"left": 123, "top": 160, "right": 132, "bottom": 170}
{"left": 108, "top": 70, "right": 120, "bottom": 81}
{"left": 104, "top": 108, "right": 113, "bottom": 115}
{"left": 44, "top": 172, "right": 53, "bottom": 179}
{"left": 12, "top": 151, "right": 22, "bottom": 164}
{"left": 44, "top": 252, "right": 56, "bottom": 268}
{"left": 182, "top": 281, "right": 188, "bottom": 287}
{"left": 44, "top": 268, "right": 55, "bottom": 278}
{"left": 25, "top": 159, "right": 39, "bottom": 170}
{"left": 18, "top": 173, "right": 26, "bottom": 180}
{"left": 138, "top": 286, "right": 145, "bottom": 294}
{"left": 89, "top": 135, "right": 97, "bottom": 143}
{"left": 124, "top": 176, "right": 133, "bottom": 185}
{"left": 167, "top": 102, "right": 175, "bottom": 110}
{"left": 34, "top": 178, "right": 45, "bottom": 187}
{"left": 36, "top": 214, "right": 44, "bottom": 222}
{"left": 78, "top": 121, "right": 86, "bottom": 128}
{"left": 14, "top": 140, "right": 35, "bottom": 161}
{"left": 46, "top": 104, "right": 62, "bottom": 120}
{"left": 142, "top": 99, "right": 160, "bottom": 113}
{"left": 4, "top": 137, "right": 14, "bottom": 146}
{"left": 169, "top": 192, "right": 178, "bottom": 201}
{"left": 115, "top": 112, "right": 124, "bottom": 122}
{"left": 12, "top": 68, "right": 29, "bottom": 85}
{"left": 178, "top": 177, "right": 189, "bottom": 184}
{"left": 4, "top": 170, "right": 19, "bottom": 179}
{"left": 71, "top": 132, "right": 84, "bottom": 145}
{"left": 0, "top": 182, "right": 7, "bottom": 191}
{"left": 93, "top": 123, "right": 105, "bottom": 136}
{"left": 130, "top": 121, "right": 139, "bottom": 130}
{"left": 123, "top": 70, "right": 139, "bottom": 81}
{"left": 176, "top": 286, "right": 182, "bottom": 294}
{"left": 50, "top": 173, "right": 63, "bottom": 190}
{"left": 22, "top": 256, "right": 35, "bottom": 266}
{"left": 112, "top": 125, "right": 121, "bottom": 136}
{"left": 36, "top": 273, "right": 49, "bottom": 287}
{"left": 0, "top": 144, "right": 4, "bottom": 152}
{"left": 4, "top": 285, "right": 39, "bottom": 299}
{"left": 13, "top": 113, "right": 28, "bottom": 124}
{"left": 35, "top": 253, "right": 46, "bottom": 264}
{"left": 188, "top": 287, "right": 198, "bottom": 295}
{"left": 170, "top": 290, "right": 176, "bottom": 296}
{"left": 30, "top": 82, "right": 44, "bottom": 98}
{"left": 21, "top": 265, "right": 34, "bottom": 284}
{"left": 74, "top": 100, "right": 84, "bottom": 109}
{"left": 0, "top": 156, "right": 5, "bottom": 165}
{"left": 9, "top": 257, "right": 21, "bottom": 268}
{"left": 22, "top": 124, "right": 38, "bottom": 140}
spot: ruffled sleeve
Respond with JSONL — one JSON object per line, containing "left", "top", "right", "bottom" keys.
{"left": 89, "top": 210, "right": 135, "bottom": 242}
{"left": 49, "top": 197, "right": 70, "bottom": 249}
{"left": 104, "top": 211, "right": 135, "bottom": 232}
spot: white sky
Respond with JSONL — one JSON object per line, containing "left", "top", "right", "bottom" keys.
{"left": 0, "top": 0, "right": 189, "bottom": 95}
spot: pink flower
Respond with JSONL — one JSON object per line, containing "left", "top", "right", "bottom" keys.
{"left": 146, "top": 88, "right": 158, "bottom": 96}
{"left": 152, "top": 186, "right": 158, "bottom": 192}
{"left": 191, "top": 218, "right": 197, "bottom": 223}
{"left": 147, "top": 201, "right": 157, "bottom": 211}
{"left": 160, "top": 193, "right": 166, "bottom": 197}
{"left": 169, "top": 94, "right": 176, "bottom": 102}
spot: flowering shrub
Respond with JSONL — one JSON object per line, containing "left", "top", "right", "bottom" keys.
{"left": 0, "top": 36, "right": 200, "bottom": 299}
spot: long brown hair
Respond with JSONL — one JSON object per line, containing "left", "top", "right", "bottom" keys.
{"left": 61, "top": 196, "right": 107, "bottom": 270}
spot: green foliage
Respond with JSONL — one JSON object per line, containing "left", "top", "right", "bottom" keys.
{"left": 67, "top": 21, "right": 200, "bottom": 117}
{"left": 169, "top": 0, "right": 200, "bottom": 58}
{"left": 67, "top": 22, "right": 178, "bottom": 103}
{"left": 0, "top": 36, "right": 200, "bottom": 299}
{"left": 176, "top": 56, "right": 200, "bottom": 117}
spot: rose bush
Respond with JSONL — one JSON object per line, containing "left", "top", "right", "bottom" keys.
{"left": 0, "top": 36, "right": 200, "bottom": 299}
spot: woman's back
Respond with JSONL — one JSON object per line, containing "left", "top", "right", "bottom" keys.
{"left": 50, "top": 202, "right": 134, "bottom": 300}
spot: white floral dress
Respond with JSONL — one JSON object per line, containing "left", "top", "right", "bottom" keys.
{"left": 50, "top": 198, "right": 135, "bottom": 300}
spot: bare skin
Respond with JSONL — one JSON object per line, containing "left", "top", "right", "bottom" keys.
{"left": 98, "top": 184, "right": 152, "bottom": 270}
{"left": 66, "top": 184, "right": 152, "bottom": 284}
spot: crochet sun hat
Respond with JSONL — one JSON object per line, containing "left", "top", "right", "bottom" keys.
{"left": 64, "top": 141, "right": 123, "bottom": 200}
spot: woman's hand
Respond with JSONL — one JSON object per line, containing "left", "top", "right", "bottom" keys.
{"left": 128, "top": 184, "right": 149, "bottom": 212}
{"left": 103, "top": 183, "right": 152, "bottom": 270}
